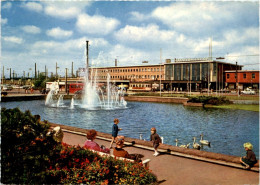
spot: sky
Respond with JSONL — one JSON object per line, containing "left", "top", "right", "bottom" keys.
{"left": 1, "top": 0, "right": 259, "bottom": 77}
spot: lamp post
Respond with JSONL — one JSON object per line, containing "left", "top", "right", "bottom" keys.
{"left": 160, "top": 49, "right": 162, "bottom": 97}
{"left": 56, "top": 62, "right": 59, "bottom": 79}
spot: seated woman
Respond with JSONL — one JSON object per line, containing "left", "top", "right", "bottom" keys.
{"left": 113, "top": 136, "right": 141, "bottom": 162}
{"left": 84, "top": 129, "right": 110, "bottom": 154}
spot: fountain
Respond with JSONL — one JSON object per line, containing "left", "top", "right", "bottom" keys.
{"left": 45, "top": 40, "right": 127, "bottom": 110}
{"left": 45, "top": 83, "right": 59, "bottom": 107}
{"left": 70, "top": 98, "right": 74, "bottom": 109}
{"left": 80, "top": 69, "right": 127, "bottom": 110}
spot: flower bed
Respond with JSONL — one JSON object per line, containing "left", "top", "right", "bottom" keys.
{"left": 1, "top": 108, "right": 157, "bottom": 184}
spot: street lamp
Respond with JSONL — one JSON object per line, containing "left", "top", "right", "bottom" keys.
{"left": 160, "top": 49, "right": 162, "bottom": 97}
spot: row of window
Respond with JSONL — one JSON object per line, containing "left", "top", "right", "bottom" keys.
{"left": 227, "top": 73, "right": 256, "bottom": 79}
{"left": 130, "top": 84, "right": 151, "bottom": 88}
{"left": 100, "top": 67, "right": 163, "bottom": 73}
{"left": 98, "top": 75, "right": 162, "bottom": 80}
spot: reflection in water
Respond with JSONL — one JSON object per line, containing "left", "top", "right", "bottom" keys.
{"left": 2, "top": 100, "right": 259, "bottom": 158}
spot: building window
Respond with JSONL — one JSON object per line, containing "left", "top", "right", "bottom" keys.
{"left": 252, "top": 73, "right": 255, "bottom": 79}
{"left": 227, "top": 74, "right": 230, "bottom": 79}
{"left": 243, "top": 74, "right": 246, "bottom": 79}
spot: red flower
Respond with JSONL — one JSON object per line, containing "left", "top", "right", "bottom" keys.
{"left": 85, "top": 158, "right": 90, "bottom": 164}
{"left": 69, "top": 150, "right": 74, "bottom": 155}
{"left": 75, "top": 158, "right": 80, "bottom": 163}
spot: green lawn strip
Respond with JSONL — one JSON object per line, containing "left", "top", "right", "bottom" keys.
{"left": 207, "top": 104, "right": 259, "bottom": 112}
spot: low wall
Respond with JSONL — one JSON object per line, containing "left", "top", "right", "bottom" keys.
{"left": 48, "top": 122, "right": 259, "bottom": 172}
{"left": 124, "top": 96, "right": 188, "bottom": 104}
{"left": 1, "top": 95, "right": 46, "bottom": 102}
{"left": 183, "top": 102, "right": 204, "bottom": 107}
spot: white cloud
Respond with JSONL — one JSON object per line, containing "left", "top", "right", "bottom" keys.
{"left": 31, "top": 37, "right": 109, "bottom": 57}
{"left": 1, "top": 18, "right": 8, "bottom": 25}
{"left": 106, "top": 44, "right": 152, "bottom": 66}
{"left": 2, "top": 2, "right": 12, "bottom": 9}
{"left": 129, "top": 11, "right": 149, "bottom": 22}
{"left": 151, "top": 2, "right": 258, "bottom": 35}
{"left": 21, "top": 2, "right": 43, "bottom": 13}
{"left": 3, "top": 36, "right": 24, "bottom": 44}
{"left": 114, "top": 24, "right": 175, "bottom": 43}
{"left": 223, "top": 27, "right": 259, "bottom": 47}
{"left": 76, "top": 13, "right": 120, "bottom": 35}
{"left": 21, "top": 25, "right": 41, "bottom": 34}
{"left": 45, "top": 6, "right": 80, "bottom": 19}
{"left": 43, "top": 1, "right": 91, "bottom": 19}
{"left": 46, "top": 27, "right": 73, "bottom": 39}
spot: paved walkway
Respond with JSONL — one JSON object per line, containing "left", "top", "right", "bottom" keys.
{"left": 63, "top": 131, "right": 259, "bottom": 185}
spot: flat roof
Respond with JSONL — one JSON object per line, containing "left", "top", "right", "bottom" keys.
{"left": 164, "top": 60, "right": 243, "bottom": 67}
{"left": 225, "top": 70, "right": 259, "bottom": 73}
{"left": 90, "top": 64, "right": 163, "bottom": 69}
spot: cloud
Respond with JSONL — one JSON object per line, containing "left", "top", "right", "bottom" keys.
{"left": 21, "top": 25, "right": 41, "bottom": 34}
{"left": 43, "top": 1, "right": 91, "bottom": 19}
{"left": 3, "top": 36, "right": 24, "bottom": 44}
{"left": 21, "top": 2, "right": 43, "bottom": 13}
{"left": 105, "top": 44, "right": 153, "bottom": 66}
{"left": 31, "top": 37, "right": 109, "bottom": 57}
{"left": 76, "top": 13, "right": 120, "bottom": 35}
{"left": 2, "top": 2, "right": 12, "bottom": 9}
{"left": 114, "top": 24, "right": 175, "bottom": 43}
{"left": 1, "top": 18, "right": 8, "bottom": 25}
{"left": 46, "top": 27, "right": 73, "bottom": 39}
{"left": 129, "top": 11, "right": 149, "bottom": 22}
{"left": 151, "top": 2, "right": 258, "bottom": 35}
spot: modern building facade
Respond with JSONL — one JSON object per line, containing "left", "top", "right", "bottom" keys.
{"left": 164, "top": 58, "right": 241, "bottom": 91}
{"left": 72, "top": 58, "right": 243, "bottom": 92}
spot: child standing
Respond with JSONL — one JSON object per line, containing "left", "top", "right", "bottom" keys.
{"left": 150, "top": 127, "right": 161, "bottom": 156}
{"left": 240, "top": 142, "right": 257, "bottom": 169}
{"left": 109, "top": 118, "right": 122, "bottom": 148}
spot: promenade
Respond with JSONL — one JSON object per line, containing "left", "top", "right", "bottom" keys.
{"left": 62, "top": 128, "right": 259, "bottom": 185}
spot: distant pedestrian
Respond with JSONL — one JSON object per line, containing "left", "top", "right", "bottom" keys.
{"left": 240, "top": 142, "right": 257, "bottom": 169}
{"left": 109, "top": 118, "right": 122, "bottom": 149}
{"left": 150, "top": 127, "right": 161, "bottom": 156}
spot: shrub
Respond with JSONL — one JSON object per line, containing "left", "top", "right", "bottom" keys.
{"left": 1, "top": 108, "right": 62, "bottom": 184}
{"left": 47, "top": 143, "right": 157, "bottom": 184}
{"left": 1, "top": 108, "right": 157, "bottom": 184}
{"left": 187, "top": 96, "right": 231, "bottom": 105}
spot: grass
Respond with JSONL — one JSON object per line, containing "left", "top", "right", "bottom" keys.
{"left": 207, "top": 104, "right": 259, "bottom": 112}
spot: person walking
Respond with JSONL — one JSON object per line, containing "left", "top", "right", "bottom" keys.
{"left": 150, "top": 127, "right": 161, "bottom": 156}
{"left": 109, "top": 118, "right": 122, "bottom": 149}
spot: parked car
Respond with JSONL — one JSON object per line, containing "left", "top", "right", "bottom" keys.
{"left": 2, "top": 85, "right": 13, "bottom": 91}
{"left": 241, "top": 88, "right": 256, "bottom": 95}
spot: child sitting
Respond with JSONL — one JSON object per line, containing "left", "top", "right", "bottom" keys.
{"left": 240, "top": 142, "right": 257, "bottom": 169}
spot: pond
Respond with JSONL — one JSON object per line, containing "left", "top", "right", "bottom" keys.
{"left": 1, "top": 100, "right": 259, "bottom": 158}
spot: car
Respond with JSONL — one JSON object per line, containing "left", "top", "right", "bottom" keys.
{"left": 2, "top": 85, "right": 13, "bottom": 91}
{"left": 22, "top": 85, "right": 31, "bottom": 90}
{"left": 241, "top": 88, "right": 256, "bottom": 95}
